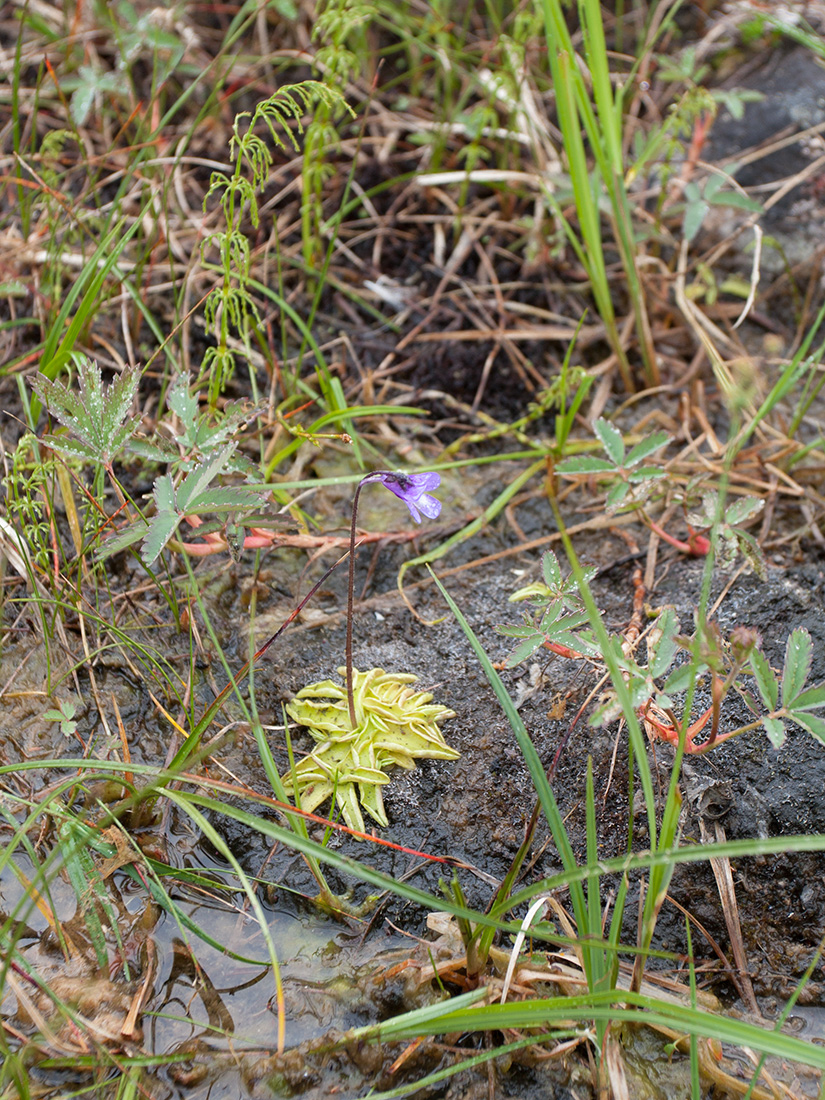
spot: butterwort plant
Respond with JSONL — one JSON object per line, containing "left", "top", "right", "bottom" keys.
{"left": 283, "top": 470, "right": 459, "bottom": 835}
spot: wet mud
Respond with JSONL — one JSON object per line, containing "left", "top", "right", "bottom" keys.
{"left": 5, "top": 467, "right": 825, "bottom": 1098}
{"left": 195, "top": 485, "right": 825, "bottom": 1094}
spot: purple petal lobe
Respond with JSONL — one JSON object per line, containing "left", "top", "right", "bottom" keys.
{"left": 372, "top": 470, "right": 442, "bottom": 524}
{"left": 416, "top": 493, "right": 441, "bottom": 520}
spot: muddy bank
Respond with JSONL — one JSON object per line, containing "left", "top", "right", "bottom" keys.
{"left": 204, "top": 492, "right": 825, "bottom": 1006}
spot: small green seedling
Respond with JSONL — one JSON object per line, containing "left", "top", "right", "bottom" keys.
{"left": 681, "top": 173, "right": 762, "bottom": 244}
{"left": 557, "top": 417, "right": 671, "bottom": 511}
{"left": 43, "top": 699, "right": 79, "bottom": 738}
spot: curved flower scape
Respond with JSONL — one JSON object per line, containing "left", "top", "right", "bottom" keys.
{"left": 283, "top": 667, "right": 458, "bottom": 835}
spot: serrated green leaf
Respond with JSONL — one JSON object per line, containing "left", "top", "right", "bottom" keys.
{"left": 496, "top": 625, "right": 543, "bottom": 638}
{"left": 762, "top": 716, "right": 786, "bottom": 748}
{"left": 683, "top": 199, "right": 709, "bottom": 242}
{"left": 709, "top": 191, "right": 762, "bottom": 213}
{"left": 648, "top": 607, "right": 679, "bottom": 678}
{"left": 504, "top": 634, "right": 547, "bottom": 667}
{"left": 786, "top": 685, "right": 825, "bottom": 712}
{"left": 630, "top": 677, "right": 654, "bottom": 709}
{"left": 142, "top": 511, "right": 180, "bottom": 566}
{"left": 686, "top": 490, "right": 718, "bottom": 529}
{"left": 33, "top": 357, "right": 139, "bottom": 464}
{"left": 556, "top": 456, "right": 616, "bottom": 475}
{"left": 724, "top": 495, "right": 764, "bottom": 526}
{"left": 703, "top": 173, "right": 726, "bottom": 201}
{"left": 782, "top": 628, "right": 813, "bottom": 706}
{"left": 625, "top": 431, "right": 671, "bottom": 467}
{"left": 662, "top": 662, "right": 708, "bottom": 695}
{"left": 175, "top": 444, "right": 235, "bottom": 512}
{"left": 735, "top": 529, "right": 767, "bottom": 581}
{"left": 538, "top": 602, "right": 562, "bottom": 630}
{"left": 593, "top": 417, "right": 625, "bottom": 465}
{"left": 541, "top": 550, "right": 563, "bottom": 590}
{"left": 152, "top": 473, "right": 175, "bottom": 513}
{"left": 186, "top": 486, "right": 268, "bottom": 514}
{"left": 750, "top": 647, "right": 779, "bottom": 711}
{"left": 627, "top": 467, "right": 668, "bottom": 482}
{"left": 127, "top": 437, "right": 177, "bottom": 462}
{"left": 38, "top": 435, "right": 98, "bottom": 462}
{"left": 548, "top": 630, "right": 597, "bottom": 656}
{"left": 590, "top": 694, "right": 624, "bottom": 728}
{"left": 606, "top": 481, "right": 631, "bottom": 510}
{"left": 790, "top": 711, "right": 825, "bottom": 743}
{"left": 94, "top": 360, "right": 140, "bottom": 447}
{"left": 70, "top": 82, "right": 96, "bottom": 127}
{"left": 95, "top": 521, "right": 148, "bottom": 560}
{"left": 740, "top": 688, "right": 760, "bottom": 715}
{"left": 551, "top": 610, "right": 591, "bottom": 635}
{"left": 167, "top": 372, "right": 199, "bottom": 425}
{"left": 32, "top": 374, "right": 83, "bottom": 427}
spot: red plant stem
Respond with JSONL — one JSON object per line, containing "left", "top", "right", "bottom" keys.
{"left": 646, "top": 516, "right": 710, "bottom": 556}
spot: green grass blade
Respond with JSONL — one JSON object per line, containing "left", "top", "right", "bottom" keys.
{"left": 427, "top": 566, "right": 589, "bottom": 938}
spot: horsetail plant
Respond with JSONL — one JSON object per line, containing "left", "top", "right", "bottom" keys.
{"left": 200, "top": 82, "right": 353, "bottom": 404}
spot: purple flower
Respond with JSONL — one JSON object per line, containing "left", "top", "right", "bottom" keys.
{"left": 365, "top": 470, "right": 442, "bottom": 524}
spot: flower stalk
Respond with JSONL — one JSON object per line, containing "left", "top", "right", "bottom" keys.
{"left": 345, "top": 471, "right": 441, "bottom": 726}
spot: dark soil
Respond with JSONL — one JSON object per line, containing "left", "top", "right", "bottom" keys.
{"left": 201, "top": 483, "right": 825, "bottom": 1007}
